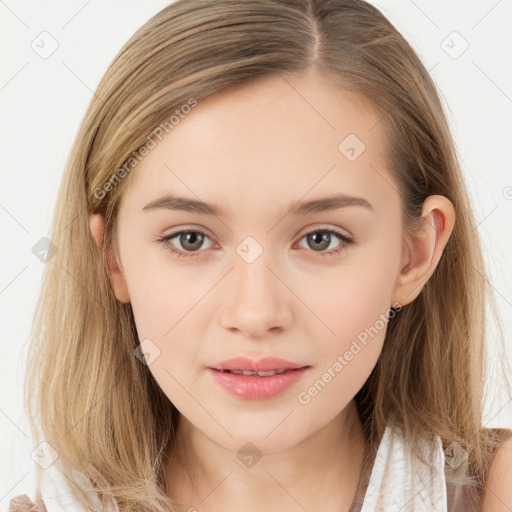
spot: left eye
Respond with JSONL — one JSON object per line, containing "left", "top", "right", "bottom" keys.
{"left": 295, "top": 229, "right": 353, "bottom": 256}
{"left": 157, "top": 228, "right": 353, "bottom": 258}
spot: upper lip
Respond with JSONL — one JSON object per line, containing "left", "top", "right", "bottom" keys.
{"left": 208, "top": 357, "right": 309, "bottom": 372}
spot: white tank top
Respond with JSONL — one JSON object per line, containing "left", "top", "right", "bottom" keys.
{"left": 28, "top": 423, "right": 447, "bottom": 512}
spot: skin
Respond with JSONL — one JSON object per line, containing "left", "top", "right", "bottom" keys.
{"left": 90, "top": 67, "right": 455, "bottom": 511}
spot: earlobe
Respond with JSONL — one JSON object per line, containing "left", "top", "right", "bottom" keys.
{"left": 391, "top": 195, "right": 455, "bottom": 307}
{"left": 89, "top": 213, "right": 131, "bottom": 304}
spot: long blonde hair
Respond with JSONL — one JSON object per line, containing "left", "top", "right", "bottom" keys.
{"left": 24, "top": 0, "right": 512, "bottom": 510}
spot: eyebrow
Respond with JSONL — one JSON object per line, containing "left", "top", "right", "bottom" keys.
{"left": 142, "top": 193, "right": 373, "bottom": 217}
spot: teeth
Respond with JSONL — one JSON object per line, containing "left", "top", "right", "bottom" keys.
{"left": 228, "top": 369, "right": 288, "bottom": 376}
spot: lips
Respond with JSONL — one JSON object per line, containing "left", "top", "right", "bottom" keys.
{"left": 207, "top": 365, "right": 310, "bottom": 400}
{"left": 208, "top": 356, "right": 309, "bottom": 373}
{"left": 206, "top": 357, "right": 311, "bottom": 400}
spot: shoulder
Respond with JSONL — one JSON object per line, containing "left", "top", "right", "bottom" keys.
{"left": 8, "top": 494, "right": 46, "bottom": 512}
{"left": 480, "top": 429, "right": 512, "bottom": 512}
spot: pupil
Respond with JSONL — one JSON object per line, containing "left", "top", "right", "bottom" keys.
{"left": 309, "top": 231, "right": 329, "bottom": 250}
{"left": 182, "top": 232, "right": 203, "bottom": 251}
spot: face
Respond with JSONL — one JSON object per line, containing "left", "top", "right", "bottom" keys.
{"left": 108, "top": 68, "right": 408, "bottom": 454}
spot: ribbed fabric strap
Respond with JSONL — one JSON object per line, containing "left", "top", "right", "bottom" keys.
{"left": 39, "top": 464, "right": 117, "bottom": 512}
{"left": 360, "top": 424, "right": 448, "bottom": 512}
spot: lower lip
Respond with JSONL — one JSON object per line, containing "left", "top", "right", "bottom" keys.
{"left": 207, "top": 367, "right": 310, "bottom": 400}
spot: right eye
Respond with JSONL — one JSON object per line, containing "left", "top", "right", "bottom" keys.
{"left": 157, "top": 229, "right": 216, "bottom": 258}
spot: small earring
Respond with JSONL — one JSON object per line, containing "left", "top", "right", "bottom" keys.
{"left": 388, "top": 306, "right": 399, "bottom": 321}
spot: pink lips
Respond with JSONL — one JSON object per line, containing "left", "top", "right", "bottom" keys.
{"left": 207, "top": 357, "right": 310, "bottom": 400}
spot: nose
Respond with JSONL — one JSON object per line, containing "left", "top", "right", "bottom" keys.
{"left": 219, "top": 251, "right": 294, "bottom": 338}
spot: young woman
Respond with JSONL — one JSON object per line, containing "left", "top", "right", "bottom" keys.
{"left": 9, "top": 1, "right": 512, "bottom": 511}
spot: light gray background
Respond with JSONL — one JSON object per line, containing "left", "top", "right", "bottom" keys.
{"left": 1, "top": 0, "right": 511, "bottom": 508}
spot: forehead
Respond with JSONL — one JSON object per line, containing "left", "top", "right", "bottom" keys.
{"left": 120, "top": 70, "right": 396, "bottom": 219}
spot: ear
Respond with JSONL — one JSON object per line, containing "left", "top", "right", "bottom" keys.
{"left": 89, "top": 213, "right": 131, "bottom": 304}
{"left": 391, "top": 195, "right": 456, "bottom": 308}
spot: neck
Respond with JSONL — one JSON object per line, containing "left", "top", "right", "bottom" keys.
{"left": 165, "top": 399, "right": 367, "bottom": 512}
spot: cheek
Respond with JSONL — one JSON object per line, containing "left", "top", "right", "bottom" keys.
{"left": 296, "top": 260, "right": 396, "bottom": 344}
{"left": 292, "top": 249, "right": 397, "bottom": 391}
{"left": 318, "top": 287, "right": 388, "bottom": 387}
{"left": 297, "top": 274, "right": 390, "bottom": 410}
{"left": 121, "top": 241, "right": 204, "bottom": 338}
{"left": 332, "top": 272, "right": 394, "bottom": 338}
{"left": 123, "top": 254, "right": 214, "bottom": 385}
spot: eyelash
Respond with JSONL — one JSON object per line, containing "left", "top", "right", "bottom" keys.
{"left": 156, "top": 227, "right": 353, "bottom": 259}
